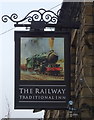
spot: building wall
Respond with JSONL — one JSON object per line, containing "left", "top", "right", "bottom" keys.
{"left": 71, "top": 2, "right": 94, "bottom": 119}
{"left": 44, "top": 2, "right": 94, "bottom": 120}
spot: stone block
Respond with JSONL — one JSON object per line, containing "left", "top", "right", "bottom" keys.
{"left": 84, "top": 15, "right": 94, "bottom": 24}
{"left": 82, "top": 66, "right": 94, "bottom": 76}
{"left": 71, "top": 47, "right": 76, "bottom": 55}
{"left": 82, "top": 56, "right": 94, "bottom": 65}
{"left": 82, "top": 45, "right": 94, "bottom": 56}
{"left": 84, "top": 5, "right": 94, "bottom": 15}
{"left": 80, "top": 87, "right": 94, "bottom": 96}
{"left": 83, "top": 76, "right": 94, "bottom": 87}
{"left": 79, "top": 97, "right": 94, "bottom": 107}
{"left": 71, "top": 58, "right": 76, "bottom": 64}
{"left": 81, "top": 109, "right": 91, "bottom": 119}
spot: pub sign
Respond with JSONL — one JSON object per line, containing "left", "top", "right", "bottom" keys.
{"left": 15, "top": 31, "right": 70, "bottom": 109}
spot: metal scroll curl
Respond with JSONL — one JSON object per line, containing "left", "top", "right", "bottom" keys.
{"left": 2, "top": 8, "right": 60, "bottom": 24}
{"left": 2, "top": 13, "right": 18, "bottom": 23}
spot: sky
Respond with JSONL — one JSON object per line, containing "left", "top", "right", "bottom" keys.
{"left": 0, "top": 0, "right": 63, "bottom": 119}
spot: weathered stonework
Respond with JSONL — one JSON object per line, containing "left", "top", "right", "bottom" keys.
{"left": 44, "top": 2, "right": 94, "bottom": 120}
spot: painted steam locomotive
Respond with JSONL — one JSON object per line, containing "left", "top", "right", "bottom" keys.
{"left": 21, "top": 50, "right": 62, "bottom": 75}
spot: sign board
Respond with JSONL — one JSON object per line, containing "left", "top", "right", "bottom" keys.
{"left": 15, "top": 31, "right": 70, "bottom": 109}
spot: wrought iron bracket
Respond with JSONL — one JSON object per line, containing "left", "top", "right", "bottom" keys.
{"left": 2, "top": 8, "right": 60, "bottom": 30}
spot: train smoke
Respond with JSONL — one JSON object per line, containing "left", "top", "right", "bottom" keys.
{"left": 49, "top": 37, "right": 54, "bottom": 50}
{"left": 21, "top": 37, "right": 64, "bottom": 64}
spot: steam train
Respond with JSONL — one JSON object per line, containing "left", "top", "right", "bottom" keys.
{"left": 21, "top": 50, "right": 63, "bottom": 75}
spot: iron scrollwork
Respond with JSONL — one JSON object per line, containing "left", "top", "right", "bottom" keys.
{"left": 2, "top": 8, "right": 60, "bottom": 24}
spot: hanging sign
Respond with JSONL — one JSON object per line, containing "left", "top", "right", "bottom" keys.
{"left": 15, "top": 31, "right": 70, "bottom": 109}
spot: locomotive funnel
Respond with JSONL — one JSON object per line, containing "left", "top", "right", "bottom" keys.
{"left": 47, "top": 50, "right": 58, "bottom": 63}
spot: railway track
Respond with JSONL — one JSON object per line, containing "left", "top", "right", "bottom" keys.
{"left": 21, "top": 74, "right": 47, "bottom": 80}
{"left": 21, "top": 73, "right": 64, "bottom": 81}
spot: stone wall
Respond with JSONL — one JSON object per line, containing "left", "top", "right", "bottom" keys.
{"left": 71, "top": 2, "right": 94, "bottom": 119}
{"left": 44, "top": 2, "right": 94, "bottom": 120}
